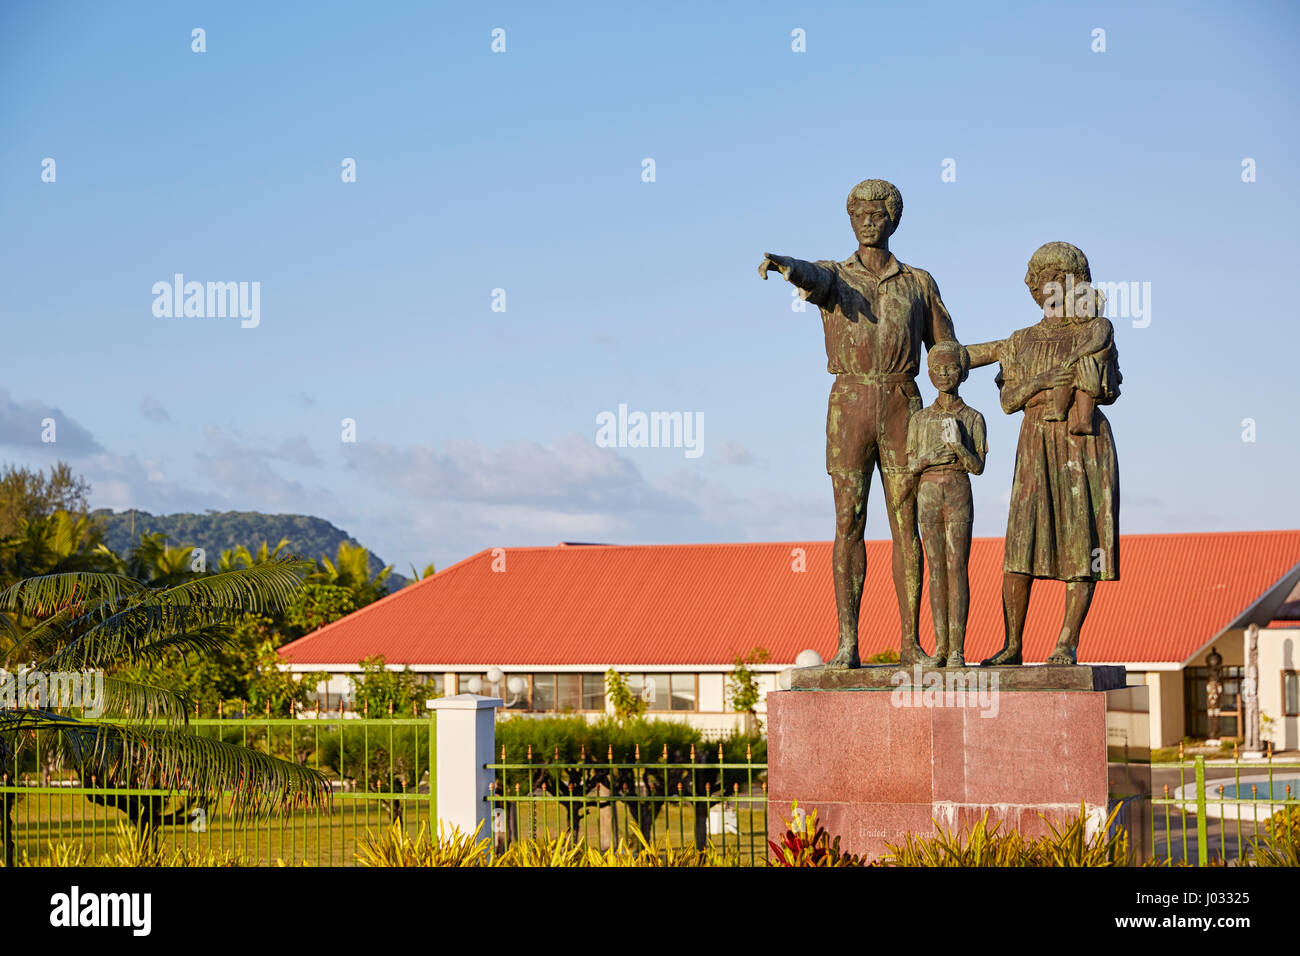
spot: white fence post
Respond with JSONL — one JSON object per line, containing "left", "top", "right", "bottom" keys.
{"left": 427, "top": 694, "right": 502, "bottom": 839}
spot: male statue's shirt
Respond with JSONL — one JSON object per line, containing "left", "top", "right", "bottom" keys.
{"left": 793, "top": 251, "right": 957, "bottom": 377}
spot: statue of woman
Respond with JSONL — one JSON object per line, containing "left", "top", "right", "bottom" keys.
{"left": 968, "top": 242, "right": 1121, "bottom": 665}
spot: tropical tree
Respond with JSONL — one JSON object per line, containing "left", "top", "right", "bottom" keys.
{"left": 126, "top": 531, "right": 203, "bottom": 587}
{"left": 0, "top": 512, "right": 122, "bottom": 653}
{"left": 218, "top": 538, "right": 291, "bottom": 572}
{"left": 311, "top": 541, "right": 392, "bottom": 607}
{"left": 0, "top": 510, "right": 119, "bottom": 585}
{"left": 0, "top": 559, "right": 329, "bottom": 866}
{"left": 604, "top": 669, "right": 647, "bottom": 721}
{"left": 0, "top": 462, "right": 90, "bottom": 539}
{"left": 409, "top": 562, "right": 436, "bottom": 582}
{"left": 351, "top": 655, "right": 424, "bottom": 717}
{"left": 281, "top": 583, "right": 357, "bottom": 640}
{"left": 112, "top": 612, "right": 325, "bottom": 716}
{"left": 727, "top": 646, "right": 770, "bottom": 735}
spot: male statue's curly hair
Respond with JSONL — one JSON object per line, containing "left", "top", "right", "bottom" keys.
{"left": 846, "top": 179, "right": 903, "bottom": 227}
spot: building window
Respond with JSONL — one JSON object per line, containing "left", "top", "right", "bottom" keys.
{"left": 618, "top": 674, "right": 697, "bottom": 712}
{"left": 1183, "top": 666, "right": 1243, "bottom": 738}
{"left": 556, "top": 673, "right": 581, "bottom": 711}
{"left": 670, "top": 674, "right": 696, "bottom": 711}
{"left": 581, "top": 673, "right": 605, "bottom": 711}
{"left": 522, "top": 674, "right": 606, "bottom": 712}
{"left": 528, "top": 673, "right": 553, "bottom": 711}
{"left": 1285, "top": 672, "right": 1299, "bottom": 717}
{"left": 416, "top": 674, "right": 444, "bottom": 697}
{"left": 643, "top": 674, "right": 670, "bottom": 711}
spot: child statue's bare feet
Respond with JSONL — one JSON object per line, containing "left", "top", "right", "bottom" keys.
{"left": 901, "top": 639, "right": 941, "bottom": 667}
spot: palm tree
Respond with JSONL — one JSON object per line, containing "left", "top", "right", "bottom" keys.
{"left": 0, "top": 511, "right": 122, "bottom": 651}
{"left": 408, "top": 562, "right": 436, "bottom": 582}
{"left": 0, "top": 510, "right": 119, "bottom": 580}
{"left": 126, "top": 531, "right": 202, "bottom": 587}
{"left": 0, "top": 559, "right": 328, "bottom": 866}
{"left": 218, "top": 538, "right": 292, "bottom": 572}
{"left": 313, "top": 541, "right": 392, "bottom": 606}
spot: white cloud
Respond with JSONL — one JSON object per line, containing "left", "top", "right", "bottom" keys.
{"left": 345, "top": 433, "right": 695, "bottom": 512}
{"left": 0, "top": 388, "right": 101, "bottom": 454}
{"left": 139, "top": 395, "right": 171, "bottom": 423}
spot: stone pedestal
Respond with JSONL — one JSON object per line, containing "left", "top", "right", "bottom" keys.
{"left": 767, "top": 666, "right": 1140, "bottom": 861}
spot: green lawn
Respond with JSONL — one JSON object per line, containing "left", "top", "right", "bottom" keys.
{"left": 6, "top": 790, "right": 769, "bottom": 866}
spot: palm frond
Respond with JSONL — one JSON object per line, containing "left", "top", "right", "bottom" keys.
{"left": 0, "top": 571, "right": 144, "bottom": 616}
{"left": 160, "top": 559, "right": 311, "bottom": 612}
{"left": 89, "top": 676, "right": 192, "bottom": 725}
{"left": 1, "top": 561, "right": 327, "bottom": 817}
{"left": 31, "top": 560, "right": 311, "bottom": 671}
{"left": 2, "top": 711, "right": 328, "bottom": 814}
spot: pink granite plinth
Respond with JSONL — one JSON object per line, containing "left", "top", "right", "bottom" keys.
{"left": 766, "top": 687, "right": 1111, "bottom": 861}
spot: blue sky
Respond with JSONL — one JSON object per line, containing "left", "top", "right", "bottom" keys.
{"left": 1, "top": 0, "right": 1297, "bottom": 572}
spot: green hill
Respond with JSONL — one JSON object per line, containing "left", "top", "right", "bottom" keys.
{"left": 90, "top": 509, "right": 410, "bottom": 590}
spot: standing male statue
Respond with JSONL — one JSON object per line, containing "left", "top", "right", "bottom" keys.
{"left": 1205, "top": 646, "right": 1224, "bottom": 741}
{"left": 759, "top": 179, "right": 958, "bottom": 667}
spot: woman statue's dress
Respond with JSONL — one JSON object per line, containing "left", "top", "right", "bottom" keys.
{"left": 995, "top": 319, "right": 1120, "bottom": 582}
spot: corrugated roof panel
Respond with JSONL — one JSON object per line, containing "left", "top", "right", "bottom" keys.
{"left": 278, "top": 532, "right": 1300, "bottom": 668}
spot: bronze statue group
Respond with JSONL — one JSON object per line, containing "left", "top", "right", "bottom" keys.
{"left": 760, "top": 180, "right": 1120, "bottom": 669}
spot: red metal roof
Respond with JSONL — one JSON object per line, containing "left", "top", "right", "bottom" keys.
{"left": 278, "top": 532, "right": 1300, "bottom": 668}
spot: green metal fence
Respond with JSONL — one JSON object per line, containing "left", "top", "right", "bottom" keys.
{"left": 486, "top": 741, "right": 768, "bottom": 864}
{"left": 1, "top": 716, "right": 435, "bottom": 867}
{"left": 1152, "top": 754, "right": 1299, "bottom": 865}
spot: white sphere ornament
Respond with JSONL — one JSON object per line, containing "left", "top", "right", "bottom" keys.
{"left": 795, "top": 649, "right": 823, "bottom": 668}
{"left": 466, "top": 677, "right": 484, "bottom": 694}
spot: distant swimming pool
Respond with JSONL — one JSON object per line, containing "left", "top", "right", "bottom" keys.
{"left": 1173, "top": 774, "right": 1299, "bottom": 820}
{"left": 1219, "top": 778, "right": 1299, "bottom": 801}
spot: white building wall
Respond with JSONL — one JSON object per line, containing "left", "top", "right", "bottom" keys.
{"left": 698, "top": 673, "right": 725, "bottom": 712}
{"left": 1139, "top": 671, "right": 1185, "bottom": 749}
{"left": 1260, "top": 628, "right": 1299, "bottom": 752}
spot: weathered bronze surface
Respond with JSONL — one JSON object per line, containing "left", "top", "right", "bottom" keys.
{"left": 763, "top": 189, "right": 1122, "bottom": 670}
{"left": 759, "top": 180, "right": 956, "bottom": 667}
{"left": 969, "top": 242, "right": 1121, "bottom": 666}
{"left": 789, "top": 663, "right": 1127, "bottom": 692}
{"left": 906, "top": 342, "right": 986, "bottom": 667}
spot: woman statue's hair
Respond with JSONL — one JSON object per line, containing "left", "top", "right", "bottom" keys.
{"left": 1026, "top": 241, "right": 1106, "bottom": 316}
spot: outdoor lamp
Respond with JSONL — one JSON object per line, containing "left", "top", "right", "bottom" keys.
{"left": 465, "top": 676, "right": 484, "bottom": 694}
{"left": 795, "top": 649, "right": 822, "bottom": 668}
{"left": 485, "top": 667, "right": 504, "bottom": 686}
{"left": 506, "top": 676, "right": 527, "bottom": 696}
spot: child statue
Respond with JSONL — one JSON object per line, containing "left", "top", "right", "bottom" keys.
{"left": 1045, "top": 285, "right": 1120, "bottom": 435}
{"left": 906, "top": 341, "right": 986, "bottom": 666}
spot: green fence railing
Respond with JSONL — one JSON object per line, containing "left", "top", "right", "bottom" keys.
{"left": 486, "top": 741, "right": 768, "bottom": 864}
{"left": 1, "top": 716, "right": 435, "bottom": 867}
{"left": 1152, "top": 753, "right": 1299, "bottom": 865}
